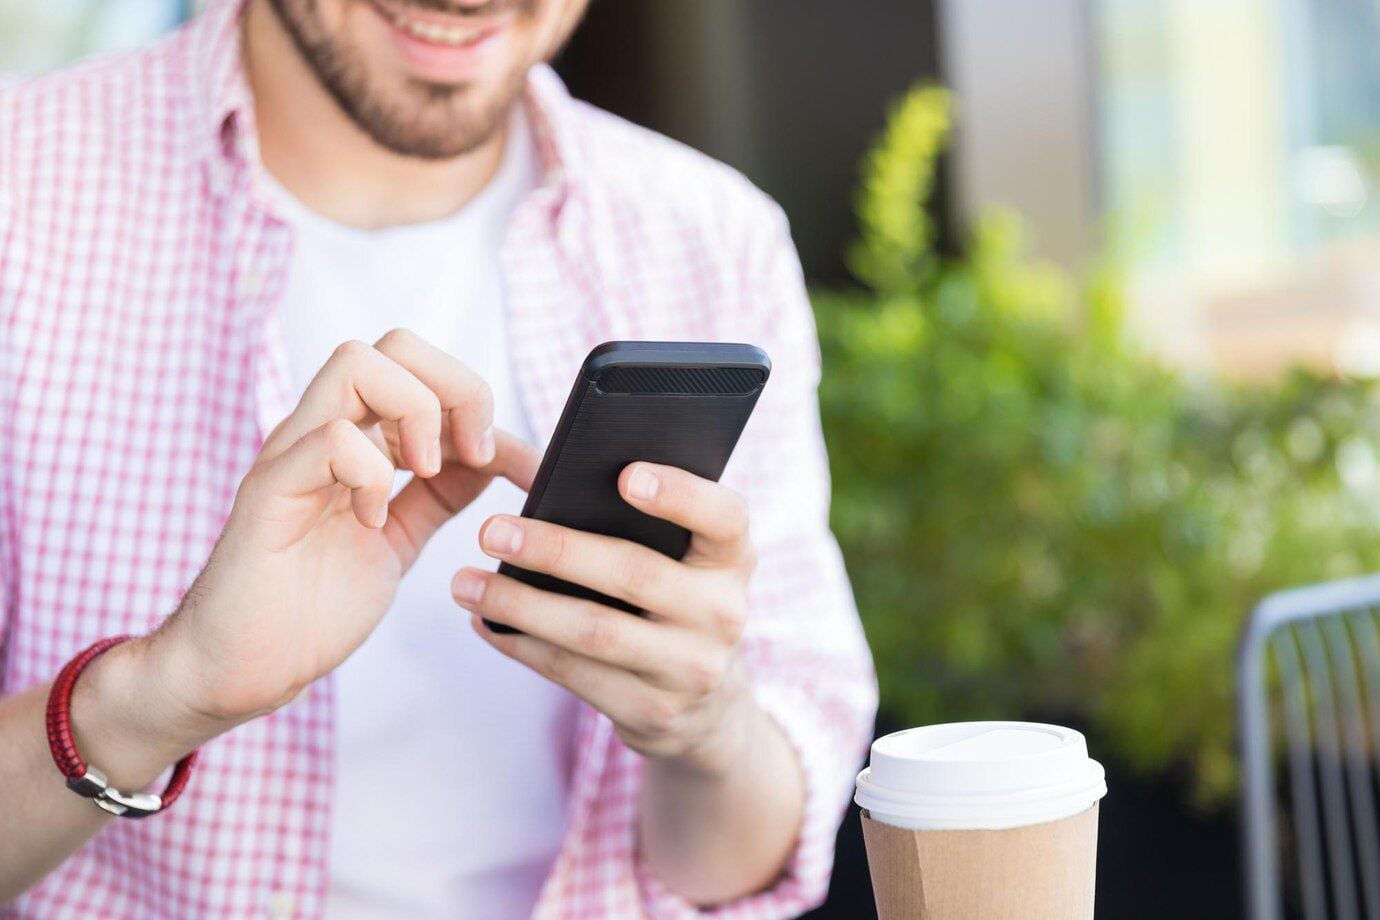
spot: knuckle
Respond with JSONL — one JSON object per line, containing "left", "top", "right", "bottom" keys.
{"left": 575, "top": 615, "right": 619, "bottom": 657}
{"left": 543, "top": 646, "right": 574, "bottom": 683}
{"left": 710, "top": 595, "right": 747, "bottom": 638}
{"left": 618, "top": 554, "right": 653, "bottom": 598}
{"left": 375, "top": 327, "right": 418, "bottom": 353}
{"left": 332, "top": 339, "right": 371, "bottom": 364}
{"left": 413, "top": 387, "right": 443, "bottom": 420}
{"left": 322, "top": 417, "right": 358, "bottom": 450}
{"left": 638, "top": 695, "right": 682, "bottom": 738}
{"left": 469, "top": 376, "right": 494, "bottom": 413}
{"left": 538, "top": 526, "right": 568, "bottom": 572}
{"left": 687, "top": 650, "right": 729, "bottom": 696}
{"left": 480, "top": 580, "right": 514, "bottom": 619}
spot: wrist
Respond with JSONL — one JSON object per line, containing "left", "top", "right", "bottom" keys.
{"left": 69, "top": 636, "right": 224, "bottom": 791}
{"left": 660, "top": 680, "right": 761, "bottom": 781}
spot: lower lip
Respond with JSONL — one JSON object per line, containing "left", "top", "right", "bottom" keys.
{"left": 368, "top": 2, "right": 507, "bottom": 83}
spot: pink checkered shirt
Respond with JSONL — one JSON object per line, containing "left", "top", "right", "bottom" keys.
{"left": 0, "top": 2, "right": 876, "bottom": 917}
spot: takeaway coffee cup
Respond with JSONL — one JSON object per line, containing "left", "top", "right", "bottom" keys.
{"left": 854, "top": 721, "right": 1107, "bottom": 920}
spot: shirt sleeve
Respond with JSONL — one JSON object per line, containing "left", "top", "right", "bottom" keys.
{"left": 0, "top": 120, "right": 12, "bottom": 650}
{"left": 634, "top": 200, "right": 879, "bottom": 918}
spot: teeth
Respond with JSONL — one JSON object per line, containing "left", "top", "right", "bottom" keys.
{"left": 387, "top": 9, "right": 483, "bottom": 46}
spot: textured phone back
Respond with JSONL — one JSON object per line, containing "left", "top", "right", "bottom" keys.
{"left": 497, "top": 345, "right": 768, "bottom": 616}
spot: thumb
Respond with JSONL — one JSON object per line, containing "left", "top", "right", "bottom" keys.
{"left": 384, "top": 463, "right": 493, "bottom": 571}
{"left": 487, "top": 428, "right": 543, "bottom": 493}
{"left": 382, "top": 429, "right": 542, "bottom": 570}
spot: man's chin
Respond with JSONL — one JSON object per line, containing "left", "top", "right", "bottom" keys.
{"left": 326, "top": 77, "right": 513, "bottom": 159}
{"left": 266, "top": 0, "right": 523, "bottom": 160}
{"left": 358, "top": 120, "right": 499, "bottom": 160}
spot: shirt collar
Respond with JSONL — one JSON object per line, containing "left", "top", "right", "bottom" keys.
{"left": 187, "top": 0, "right": 259, "bottom": 188}
{"left": 188, "top": 0, "right": 584, "bottom": 203}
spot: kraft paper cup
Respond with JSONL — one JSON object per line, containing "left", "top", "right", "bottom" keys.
{"left": 854, "top": 722, "right": 1107, "bottom": 920}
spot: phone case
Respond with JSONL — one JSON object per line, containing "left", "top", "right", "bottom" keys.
{"left": 488, "top": 341, "right": 770, "bottom": 632}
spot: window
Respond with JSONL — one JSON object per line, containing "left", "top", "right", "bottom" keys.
{"left": 1098, "top": 0, "right": 1380, "bottom": 376}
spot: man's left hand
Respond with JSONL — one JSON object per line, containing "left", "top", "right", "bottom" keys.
{"left": 450, "top": 462, "right": 758, "bottom": 775}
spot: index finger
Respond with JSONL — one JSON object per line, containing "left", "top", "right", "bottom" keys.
{"left": 617, "top": 463, "right": 752, "bottom": 565}
{"left": 264, "top": 339, "right": 441, "bottom": 475}
{"left": 374, "top": 328, "right": 495, "bottom": 467}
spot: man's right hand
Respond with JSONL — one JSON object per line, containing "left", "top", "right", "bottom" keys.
{"left": 0, "top": 328, "right": 546, "bottom": 902}
{"left": 136, "top": 328, "right": 541, "bottom": 746}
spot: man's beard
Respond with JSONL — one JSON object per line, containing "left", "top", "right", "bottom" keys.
{"left": 267, "top": 0, "right": 532, "bottom": 160}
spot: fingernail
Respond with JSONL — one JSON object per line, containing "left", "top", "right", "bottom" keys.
{"left": 426, "top": 441, "right": 441, "bottom": 474}
{"left": 482, "top": 517, "right": 523, "bottom": 556}
{"left": 628, "top": 466, "right": 659, "bottom": 501}
{"left": 451, "top": 570, "right": 485, "bottom": 606}
{"left": 374, "top": 505, "right": 388, "bottom": 528}
{"left": 477, "top": 428, "right": 496, "bottom": 464}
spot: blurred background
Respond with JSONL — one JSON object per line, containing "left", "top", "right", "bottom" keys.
{"left": 12, "top": 0, "right": 1380, "bottom": 916}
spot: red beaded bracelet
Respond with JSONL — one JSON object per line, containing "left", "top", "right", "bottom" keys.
{"left": 45, "top": 635, "right": 198, "bottom": 818}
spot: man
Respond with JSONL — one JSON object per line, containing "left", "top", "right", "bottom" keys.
{"left": 0, "top": 0, "right": 876, "bottom": 916}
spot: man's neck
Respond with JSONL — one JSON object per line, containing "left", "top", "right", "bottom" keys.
{"left": 242, "top": 0, "right": 508, "bottom": 230}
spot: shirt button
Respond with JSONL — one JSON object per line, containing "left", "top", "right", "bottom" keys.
{"left": 266, "top": 890, "right": 295, "bottom": 918}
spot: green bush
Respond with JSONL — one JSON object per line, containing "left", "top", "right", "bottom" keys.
{"left": 816, "top": 85, "right": 1380, "bottom": 802}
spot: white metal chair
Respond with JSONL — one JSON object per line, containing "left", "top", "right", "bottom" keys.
{"left": 1240, "top": 573, "right": 1380, "bottom": 920}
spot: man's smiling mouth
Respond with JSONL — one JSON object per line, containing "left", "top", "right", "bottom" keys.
{"left": 369, "top": 0, "right": 501, "bottom": 48}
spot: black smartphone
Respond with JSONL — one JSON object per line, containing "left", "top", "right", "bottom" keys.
{"left": 486, "top": 341, "right": 770, "bottom": 633}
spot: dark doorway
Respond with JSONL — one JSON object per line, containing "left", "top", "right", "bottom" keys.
{"left": 555, "top": 0, "right": 944, "bottom": 284}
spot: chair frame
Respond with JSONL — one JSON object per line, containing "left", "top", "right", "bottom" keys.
{"left": 1240, "top": 572, "right": 1380, "bottom": 920}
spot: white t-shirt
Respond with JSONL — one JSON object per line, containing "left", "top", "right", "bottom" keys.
{"left": 268, "top": 110, "right": 579, "bottom": 920}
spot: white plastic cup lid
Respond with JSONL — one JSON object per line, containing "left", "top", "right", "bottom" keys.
{"left": 854, "top": 721, "right": 1107, "bottom": 831}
